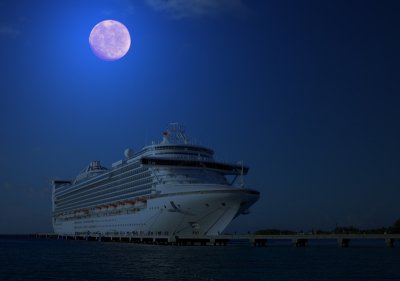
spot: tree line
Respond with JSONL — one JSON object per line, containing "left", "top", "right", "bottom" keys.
{"left": 254, "top": 219, "right": 400, "bottom": 235}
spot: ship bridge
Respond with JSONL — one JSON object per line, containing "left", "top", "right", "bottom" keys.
{"left": 140, "top": 157, "right": 248, "bottom": 175}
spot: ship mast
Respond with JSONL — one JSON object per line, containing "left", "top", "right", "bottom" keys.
{"left": 163, "top": 123, "right": 189, "bottom": 144}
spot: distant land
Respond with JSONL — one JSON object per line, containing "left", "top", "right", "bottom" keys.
{"left": 253, "top": 218, "right": 400, "bottom": 235}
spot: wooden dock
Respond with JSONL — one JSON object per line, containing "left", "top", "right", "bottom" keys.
{"left": 32, "top": 233, "right": 400, "bottom": 248}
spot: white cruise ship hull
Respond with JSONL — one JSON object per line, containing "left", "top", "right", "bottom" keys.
{"left": 53, "top": 185, "right": 259, "bottom": 236}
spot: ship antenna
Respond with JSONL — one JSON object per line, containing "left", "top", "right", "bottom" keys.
{"left": 240, "top": 161, "right": 244, "bottom": 188}
{"left": 167, "top": 122, "right": 188, "bottom": 144}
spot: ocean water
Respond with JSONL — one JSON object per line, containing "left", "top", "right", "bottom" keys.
{"left": 1, "top": 237, "right": 400, "bottom": 281}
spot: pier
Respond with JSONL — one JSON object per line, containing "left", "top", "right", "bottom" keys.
{"left": 32, "top": 233, "right": 400, "bottom": 248}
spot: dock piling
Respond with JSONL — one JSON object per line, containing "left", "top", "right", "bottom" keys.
{"left": 338, "top": 238, "right": 350, "bottom": 248}
{"left": 293, "top": 238, "right": 308, "bottom": 247}
{"left": 385, "top": 238, "right": 395, "bottom": 248}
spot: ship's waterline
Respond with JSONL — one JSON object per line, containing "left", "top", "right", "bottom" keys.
{"left": 52, "top": 123, "right": 260, "bottom": 236}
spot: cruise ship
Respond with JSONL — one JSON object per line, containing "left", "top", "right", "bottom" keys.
{"left": 52, "top": 123, "right": 260, "bottom": 237}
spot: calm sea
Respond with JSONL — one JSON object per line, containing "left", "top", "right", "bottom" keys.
{"left": 1, "top": 237, "right": 399, "bottom": 281}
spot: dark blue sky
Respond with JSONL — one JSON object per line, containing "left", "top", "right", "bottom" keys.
{"left": 1, "top": 0, "right": 399, "bottom": 234}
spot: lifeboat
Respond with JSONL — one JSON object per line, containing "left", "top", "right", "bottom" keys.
{"left": 123, "top": 201, "right": 134, "bottom": 209}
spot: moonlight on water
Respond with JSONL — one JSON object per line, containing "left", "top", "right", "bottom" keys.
{"left": 89, "top": 20, "right": 131, "bottom": 61}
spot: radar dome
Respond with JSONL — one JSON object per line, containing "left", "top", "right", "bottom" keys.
{"left": 124, "top": 148, "right": 134, "bottom": 159}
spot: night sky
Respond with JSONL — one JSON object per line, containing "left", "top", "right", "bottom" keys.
{"left": 1, "top": 0, "right": 399, "bottom": 234}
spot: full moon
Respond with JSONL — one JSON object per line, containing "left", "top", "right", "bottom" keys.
{"left": 89, "top": 20, "right": 131, "bottom": 61}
